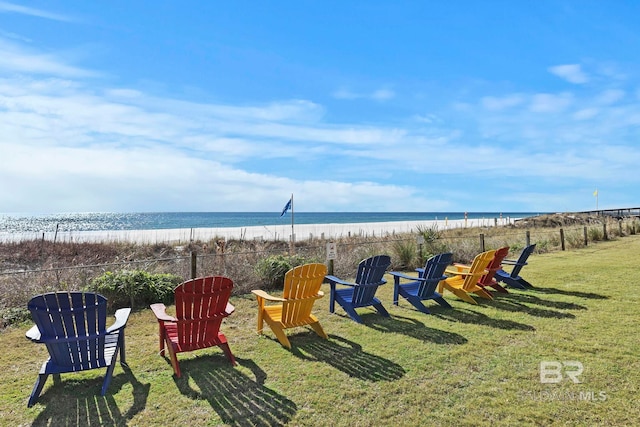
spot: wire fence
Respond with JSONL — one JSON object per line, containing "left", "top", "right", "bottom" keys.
{"left": 2, "top": 217, "right": 638, "bottom": 313}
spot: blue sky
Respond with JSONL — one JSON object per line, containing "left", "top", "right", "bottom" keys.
{"left": 1, "top": 1, "right": 639, "bottom": 214}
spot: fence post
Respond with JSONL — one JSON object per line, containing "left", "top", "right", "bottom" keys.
{"left": 559, "top": 228, "right": 565, "bottom": 251}
{"left": 526, "top": 230, "right": 531, "bottom": 247}
{"left": 619, "top": 220, "right": 623, "bottom": 236}
{"left": 479, "top": 233, "right": 485, "bottom": 252}
{"left": 603, "top": 223, "right": 608, "bottom": 240}
{"left": 583, "top": 226, "right": 588, "bottom": 246}
{"left": 190, "top": 251, "right": 197, "bottom": 279}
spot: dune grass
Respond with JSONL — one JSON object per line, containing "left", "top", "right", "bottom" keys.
{"left": 1, "top": 235, "right": 639, "bottom": 426}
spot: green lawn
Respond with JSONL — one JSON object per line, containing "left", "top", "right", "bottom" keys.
{"left": 1, "top": 236, "right": 639, "bottom": 426}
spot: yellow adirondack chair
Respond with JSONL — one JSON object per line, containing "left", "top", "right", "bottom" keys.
{"left": 438, "top": 250, "right": 496, "bottom": 304}
{"left": 252, "top": 263, "right": 328, "bottom": 349}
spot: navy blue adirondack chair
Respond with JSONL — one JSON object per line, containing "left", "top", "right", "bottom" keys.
{"left": 25, "top": 292, "right": 131, "bottom": 407}
{"left": 390, "top": 252, "right": 453, "bottom": 314}
{"left": 326, "top": 255, "right": 391, "bottom": 323}
{"left": 494, "top": 244, "right": 536, "bottom": 289}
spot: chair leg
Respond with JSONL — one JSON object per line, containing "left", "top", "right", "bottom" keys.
{"left": 118, "top": 330, "right": 127, "bottom": 366}
{"left": 341, "top": 303, "right": 364, "bottom": 323}
{"left": 489, "top": 283, "right": 509, "bottom": 293}
{"left": 372, "top": 302, "right": 390, "bottom": 317}
{"left": 271, "top": 325, "right": 292, "bottom": 349}
{"left": 393, "top": 282, "right": 400, "bottom": 306}
{"left": 447, "top": 285, "right": 478, "bottom": 304}
{"left": 473, "top": 288, "right": 494, "bottom": 300}
{"left": 218, "top": 342, "right": 237, "bottom": 366}
{"left": 28, "top": 373, "right": 49, "bottom": 407}
{"left": 256, "top": 302, "right": 265, "bottom": 334}
{"left": 309, "top": 321, "right": 328, "bottom": 340}
{"left": 519, "top": 278, "right": 534, "bottom": 288}
{"left": 102, "top": 360, "right": 118, "bottom": 396}
{"left": 407, "top": 296, "right": 431, "bottom": 314}
{"left": 158, "top": 323, "right": 166, "bottom": 356}
{"left": 165, "top": 338, "right": 181, "bottom": 377}
{"left": 329, "top": 284, "right": 336, "bottom": 313}
{"left": 433, "top": 296, "right": 452, "bottom": 309}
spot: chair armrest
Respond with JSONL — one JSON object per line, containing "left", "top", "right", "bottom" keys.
{"left": 150, "top": 303, "right": 176, "bottom": 322}
{"left": 325, "top": 275, "right": 356, "bottom": 287}
{"left": 26, "top": 324, "right": 41, "bottom": 342}
{"left": 107, "top": 307, "right": 131, "bottom": 333}
{"left": 502, "top": 259, "right": 526, "bottom": 266}
{"left": 445, "top": 267, "right": 488, "bottom": 276}
{"left": 225, "top": 302, "right": 235, "bottom": 315}
{"left": 390, "top": 271, "right": 424, "bottom": 282}
{"left": 251, "top": 289, "right": 286, "bottom": 302}
{"left": 452, "top": 263, "right": 471, "bottom": 273}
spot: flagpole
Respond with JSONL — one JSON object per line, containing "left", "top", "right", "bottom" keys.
{"left": 290, "top": 193, "right": 294, "bottom": 255}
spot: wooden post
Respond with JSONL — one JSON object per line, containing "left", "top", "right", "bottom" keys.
{"left": 526, "top": 230, "right": 531, "bottom": 247}
{"left": 583, "top": 226, "right": 588, "bottom": 246}
{"left": 190, "top": 251, "right": 197, "bottom": 279}
{"left": 479, "top": 233, "right": 485, "bottom": 252}
{"left": 603, "top": 223, "right": 608, "bottom": 240}
{"left": 560, "top": 228, "right": 565, "bottom": 251}
{"left": 619, "top": 220, "right": 623, "bottom": 236}
{"left": 328, "top": 259, "right": 334, "bottom": 277}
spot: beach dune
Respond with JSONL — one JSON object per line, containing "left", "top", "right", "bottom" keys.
{"left": 0, "top": 217, "right": 515, "bottom": 244}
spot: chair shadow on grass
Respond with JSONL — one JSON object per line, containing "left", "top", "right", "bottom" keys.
{"left": 432, "top": 307, "right": 536, "bottom": 331}
{"left": 497, "top": 291, "right": 588, "bottom": 311}
{"left": 486, "top": 297, "right": 577, "bottom": 319}
{"left": 31, "top": 364, "right": 150, "bottom": 427}
{"left": 359, "top": 312, "right": 468, "bottom": 345}
{"left": 531, "top": 287, "right": 609, "bottom": 300}
{"left": 173, "top": 356, "right": 297, "bottom": 427}
{"left": 290, "top": 334, "right": 406, "bottom": 382}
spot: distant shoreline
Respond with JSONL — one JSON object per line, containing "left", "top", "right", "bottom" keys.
{"left": 0, "top": 217, "right": 518, "bottom": 244}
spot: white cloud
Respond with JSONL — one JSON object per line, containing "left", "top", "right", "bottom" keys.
{"left": 573, "top": 108, "right": 599, "bottom": 120}
{"left": 596, "top": 89, "right": 625, "bottom": 105}
{"left": 332, "top": 87, "right": 395, "bottom": 101}
{"left": 481, "top": 94, "right": 524, "bottom": 111}
{"left": 0, "top": 39, "right": 96, "bottom": 77}
{"left": 548, "top": 64, "right": 589, "bottom": 84}
{"left": 371, "top": 88, "right": 395, "bottom": 101}
{"left": 0, "top": 1, "right": 73, "bottom": 22}
{"left": 529, "top": 92, "right": 573, "bottom": 113}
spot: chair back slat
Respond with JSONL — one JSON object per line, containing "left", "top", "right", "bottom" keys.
{"left": 351, "top": 255, "right": 391, "bottom": 306}
{"left": 28, "top": 292, "right": 108, "bottom": 369}
{"left": 480, "top": 246, "right": 510, "bottom": 285}
{"left": 174, "top": 276, "right": 233, "bottom": 348}
{"left": 461, "top": 250, "right": 496, "bottom": 291}
{"left": 418, "top": 252, "right": 453, "bottom": 297}
{"left": 281, "top": 263, "right": 326, "bottom": 326}
{"left": 511, "top": 244, "right": 537, "bottom": 277}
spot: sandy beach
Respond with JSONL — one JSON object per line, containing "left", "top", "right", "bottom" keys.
{"left": 0, "top": 216, "right": 516, "bottom": 244}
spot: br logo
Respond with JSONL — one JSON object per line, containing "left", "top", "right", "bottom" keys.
{"left": 540, "top": 361, "right": 584, "bottom": 384}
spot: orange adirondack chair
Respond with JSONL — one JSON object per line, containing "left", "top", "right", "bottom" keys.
{"left": 150, "top": 276, "right": 236, "bottom": 377}
{"left": 438, "top": 250, "right": 496, "bottom": 304}
{"left": 252, "top": 263, "right": 328, "bottom": 349}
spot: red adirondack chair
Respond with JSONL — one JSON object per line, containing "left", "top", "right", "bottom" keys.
{"left": 151, "top": 276, "right": 236, "bottom": 377}
{"left": 477, "top": 246, "right": 511, "bottom": 293}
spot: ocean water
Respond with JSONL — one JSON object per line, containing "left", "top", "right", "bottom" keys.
{"left": 0, "top": 212, "right": 541, "bottom": 234}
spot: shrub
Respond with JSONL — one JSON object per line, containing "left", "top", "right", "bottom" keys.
{"left": 588, "top": 227, "right": 604, "bottom": 242}
{"left": 254, "top": 254, "right": 309, "bottom": 289}
{"left": 0, "top": 307, "right": 31, "bottom": 328}
{"left": 392, "top": 239, "right": 416, "bottom": 269}
{"left": 89, "top": 270, "right": 182, "bottom": 309}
